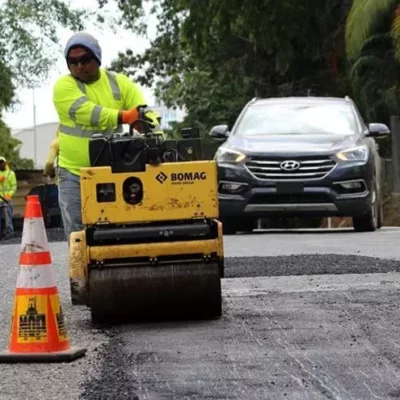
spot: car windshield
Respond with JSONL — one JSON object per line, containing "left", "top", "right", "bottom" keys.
{"left": 234, "top": 103, "right": 359, "bottom": 136}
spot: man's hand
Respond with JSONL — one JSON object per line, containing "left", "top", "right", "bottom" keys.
{"left": 120, "top": 105, "right": 155, "bottom": 128}
{"left": 3, "top": 194, "right": 11, "bottom": 201}
{"left": 43, "top": 163, "right": 56, "bottom": 178}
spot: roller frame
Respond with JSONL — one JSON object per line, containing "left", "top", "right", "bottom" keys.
{"left": 68, "top": 219, "right": 224, "bottom": 323}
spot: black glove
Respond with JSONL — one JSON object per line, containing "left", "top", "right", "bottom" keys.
{"left": 137, "top": 105, "right": 156, "bottom": 128}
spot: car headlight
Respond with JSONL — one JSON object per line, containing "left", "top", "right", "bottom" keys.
{"left": 335, "top": 145, "right": 369, "bottom": 161}
{"left": 215, "top": 148, "right": 248, "bottom": 164}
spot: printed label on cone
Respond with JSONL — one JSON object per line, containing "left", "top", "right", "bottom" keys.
{"left": 15, "top": 296, "right": 48, "bottom": 344}
{"left": 50, "top": 295, "right": 69, "bottom": 342}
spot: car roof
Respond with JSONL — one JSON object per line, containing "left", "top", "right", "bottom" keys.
{"left": 249, "top": 96, "right": 353, "bottom": 107}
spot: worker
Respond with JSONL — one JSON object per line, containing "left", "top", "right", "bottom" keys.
{"left": 53, "top": 32, "right": 163, "bottom": 243}
{"left": 0, "top": 156, "right": 17, "bottom": 238}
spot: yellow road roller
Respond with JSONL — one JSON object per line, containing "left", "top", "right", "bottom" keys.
{"left": 68, "top": 110, "right": 224, "bottom": 324}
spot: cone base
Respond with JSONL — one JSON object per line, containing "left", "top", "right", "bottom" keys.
{"left": 0, "top": 346, "right": 87, "bottom": 363}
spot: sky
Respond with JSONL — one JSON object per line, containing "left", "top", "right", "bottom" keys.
{"left": 3, "top": 0, "right": 157, "bottom": 131}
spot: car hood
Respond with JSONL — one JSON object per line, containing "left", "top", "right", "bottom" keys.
{"left": 224, "top": 134, "right": 360, "bottom": 155}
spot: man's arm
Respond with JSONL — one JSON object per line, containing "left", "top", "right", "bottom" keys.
{"left": 44, "top": 129, "right": 59, "bottom": 178}
{"left": 118, "top": 74, "right": 164, "bottom": 134}
{"left": 53, "top": 77, "right": 120, "bottom": 128}
{"left": 46, "top": 129, "right": 59, "bottom": 164}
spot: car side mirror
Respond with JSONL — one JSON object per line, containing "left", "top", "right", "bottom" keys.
{"left": 367, "top": 123, "right": 390, "bottom": 138}
{"left": 209, "top": 125, "right": 229, "bottom": 140}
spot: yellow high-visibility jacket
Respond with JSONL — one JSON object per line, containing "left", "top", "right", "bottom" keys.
{"left": 53, "top": 68, "right": 162, "bottom": 176}
{"left": 0, "top": 165, "right": 17, "bottom": 202}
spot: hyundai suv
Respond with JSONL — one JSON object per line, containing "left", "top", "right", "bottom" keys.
{"left": 209, "top": 96, "right": 390, "bottom": 234}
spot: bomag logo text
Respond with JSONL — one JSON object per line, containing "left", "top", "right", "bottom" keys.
{"left": 171, "top": 172, "right": 207, "bottom": 185}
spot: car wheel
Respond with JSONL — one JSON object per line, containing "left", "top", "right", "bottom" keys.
{"left": 236, "top": 218, "right": 255, "bottom": 233}
{"left": 352, "top": 181, "right": 378, "bottom": 232}
{"left": 222, "top": 218, "right": 255, "bottom": 234}
{"left": 222, "top": 219, "right": 238, "bottom": 235}
{"left": 377, "top": 197, "right": 384, "bottom": 229}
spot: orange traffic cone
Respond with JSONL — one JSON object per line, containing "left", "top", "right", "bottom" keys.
{"left": 0, "top": 195, "right": 87, "bottom": 362}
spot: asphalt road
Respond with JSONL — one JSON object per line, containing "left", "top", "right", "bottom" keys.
{"left": 224, "top": 227, "right": 400, "bottom": 259}
{"left": 0, "top": 228, "right": 399, "bottom": 399}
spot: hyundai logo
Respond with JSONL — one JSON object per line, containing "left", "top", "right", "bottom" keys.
{"left": 280, "top": 160, "right": 301, "bottom": 171}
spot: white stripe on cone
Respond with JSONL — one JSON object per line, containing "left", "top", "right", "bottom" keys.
{"left": 16, "top": 264, "right": 57, "bottom": 289}
{"left": 20, "top": 217, "right": 50, "bottom": 253}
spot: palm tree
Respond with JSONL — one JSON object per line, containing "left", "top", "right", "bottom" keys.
{"left": 345, "top": 0, "right": 398, "bottom": 61}
{"left": 345, "top": 0, "right": 400, "bottom": 123}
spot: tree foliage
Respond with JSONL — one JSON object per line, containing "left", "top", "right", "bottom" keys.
{"left": 345, "top": 0, "right": 400, "bottom": 129}
{"left": 0, "top": 120, "right": 33, "bottom": 169}
{"left": 0, "top": 0, "right": 91, "bottom": 106}
{"left": 0, "top": 0, "right": 110, "bottom": 168}
{"left": 104, "top": 0, "right": 352, "bottom": 141}
{"left": 0, "top": 61, "right": 14, "bottom": 110}
{"left": 345, "top": 0, "right": 397, "bottom": 61}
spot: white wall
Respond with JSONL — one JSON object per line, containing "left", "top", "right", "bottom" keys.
{"left": 12, "top": 122, "right": 58, "bottom": 169}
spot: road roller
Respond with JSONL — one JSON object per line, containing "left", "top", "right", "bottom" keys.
{"left": 68, "top": 109, "right": 224, "bottom": 324}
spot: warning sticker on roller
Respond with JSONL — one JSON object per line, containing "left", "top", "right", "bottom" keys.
{"left": 17, "top": 296, "right": 48, "bottom": 343}
{"left": 50, "top": 295, "right": 69, "bottom": 342}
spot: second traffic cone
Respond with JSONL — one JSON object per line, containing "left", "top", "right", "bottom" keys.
{"left": 0, "top": 195, "right": 87, "bottom": 363}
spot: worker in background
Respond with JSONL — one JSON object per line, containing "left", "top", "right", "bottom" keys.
{"left": 53, "top": 32, "right": 163, "bottom": 243}
{"left": 0, "top": 156, "right": 17, "bottom": 238}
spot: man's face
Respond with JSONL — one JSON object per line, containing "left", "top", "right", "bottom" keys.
{"left": 0, "top": 161, "right": 5, "bottom": 171}
{"left": 67, "top": 46, "right": 99, "bottom": 83}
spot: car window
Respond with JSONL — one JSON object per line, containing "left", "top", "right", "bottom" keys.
{"left": 233, "top": 103, "right": 358, "bottom": 136}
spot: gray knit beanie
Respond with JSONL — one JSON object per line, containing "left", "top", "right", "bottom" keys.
{"left": 64, "top": 32, "right": 102, "bottom": 65}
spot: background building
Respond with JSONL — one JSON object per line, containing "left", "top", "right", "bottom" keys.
{"left": 12, "top": 122, "right": 59, "bottom": 169}
{"left": 150, "top": 103, "right": 186, "bottom": 130}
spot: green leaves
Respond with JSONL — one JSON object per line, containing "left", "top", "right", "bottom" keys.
{"left": 101, "top": 0, "right": 400, "bottom": 161}
{"left": 0, "top": 120, "right": 34, "bottom": 169}
{"left": 0, "top": 0, "right": 104, "bottom": 167}
{"left": 391, "top": 7, "right": 400, "bottom": 63}
{"left": 106, "top": 0, "right": 352, "bottom": 140}
{"left": 0, "top": 0, "right": 88, "bottom": 92}
{"left": 344, "top": 0, "right": 400, "bottom": 125}
{"left": 0, "top": 62, "right": 14, "bottom": 110}
{"left": 345, "top": 0, "right": 396, "bottom": 61}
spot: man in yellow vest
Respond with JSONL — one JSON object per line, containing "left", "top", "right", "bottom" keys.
{"left": 52, "top": 32, "right": 163, "bottom": 243}
{"left": 0, "top": 156, "right": 17, "bottom": 238}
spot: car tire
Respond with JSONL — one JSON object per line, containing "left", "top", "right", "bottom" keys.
{"left": 237, "top": 218, "right": 255, "bottom": 234}
{"left": 377, "top": 197, "right": 384, "bottom": 229}
{"left": 222, "top": 220, "right": 238, "bottom": 235}
{"left": 222, "top": 218, "right": 255, "bottom": 235}
{"left": 352, "top": 181, "right": 379, "bottom": 232}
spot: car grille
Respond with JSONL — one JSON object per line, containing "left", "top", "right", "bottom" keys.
{"left": 249, "top": 193, "right": 332, "bottom": 204}
{"left": 245, "top": 155, "right": 336, "bottom": 181}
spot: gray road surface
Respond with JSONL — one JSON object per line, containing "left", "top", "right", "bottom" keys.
{"left": 105, "top": 273, "right": 400, "bottom": 400}
{"left": 0, "top": 229, "right": 399, "bottom": 399}
{"left": 224, "top": 227, "right": 400, "bottom": 259}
